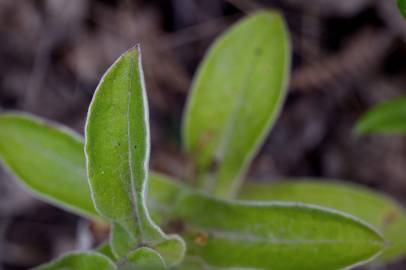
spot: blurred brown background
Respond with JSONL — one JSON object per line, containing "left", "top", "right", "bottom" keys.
{"left": 1, "top": 0, "right": 406, "bottom": 269}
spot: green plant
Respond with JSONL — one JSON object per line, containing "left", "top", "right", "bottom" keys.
{"left": 398, "top": 0, "right": 406, "bottom": 20}
{"left": 353, "top": 2, "right": 406, "bottom": 134}
{"left": 0, "top": 11, "right": 405, "bottom": 270}
{"left": 355, "top": 97, "right": 406, "bottom": 135}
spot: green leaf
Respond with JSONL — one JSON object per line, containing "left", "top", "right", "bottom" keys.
{"left": 85, "top": 45, "right": 151, "bottom": 234}
{"left": 96, "top": 242, "right": 116, "bottom": 261}
{"left": 85, "top": 46, "right": 185, "bottom": 266}
{"left": 150, "top": 175, "right": 384, "bottom": 270}
{"left": 0, "top": 113, "right": 98, "bottom": 219}
{"left": 238, "top": 179, "right": 406, "bottom": 262}
{"left": 33, "top": 252, "right": 116, "bottom": 270}
{"left": 354, "top": 97, "right": 406, "bottom": 134}
{"left": 182, "top": 11, "right": 290, "bottom": 197}
{"left": 398, "top": 0, "right": 406, "bottom": 20}
{"left": 119, "top": 247, "right": 165, "bottom": 270}
{"left": 110, "top": 223, "right": 134, "bottom": 259}
{"left": 176, "top": 258, "right": 209, "bottom": 269}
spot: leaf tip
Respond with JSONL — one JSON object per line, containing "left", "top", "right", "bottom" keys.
{"left": 352, "top": 121, "right": 367, "bottom": 136}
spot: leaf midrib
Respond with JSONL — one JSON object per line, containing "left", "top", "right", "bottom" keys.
{"left": 126, "top": 53, "right": 144, "bottom": 241}
{"left": 192, "top": 227, "right": 382, "bottom": 246}
{"left": 210, "top": 19, "right": 275, "bottom": 192}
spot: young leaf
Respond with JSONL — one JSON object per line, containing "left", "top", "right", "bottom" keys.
{"left": 182, "top": 11, "right": 290, "bottom": 197}
{"left": 120, "top": 247, "right": 165, "bottom": 270}
{"left": 150, "top": 175, "right": 384, "bottom": 270}
{"left": 110, "top": 217, "right": 185, "bottom": 266}
{"left": 33, "top": 252, "right": 116, "bottom": 270}
{"left": 110, "top": 223, "right": 134, "bottom": 259}
{"left": 354, "top": 97, "right": 406, "bottom": 134}
{"left": 0, "top": 113, "right": 98, "bottom": 219}
{"left": 238, "top": 180, "right": 406, "bottom": 262}
{"left": 96, "top": 242, "right": 116, "bottom": 261}
{"left": 397, "top": 0, "right": 406, "bottom": 20}
{"left": 85, "top": 46, "right": 185, "bottom": 266}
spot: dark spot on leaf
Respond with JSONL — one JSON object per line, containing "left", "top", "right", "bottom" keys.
{"left": 196, "top": 132, "right": 214, "bottom": 152}
{"left": 254, "top": 47, "right": 262, "bottom": 56}
{"left": 194, "top": 232, "right": 208, "bottom": 246}
{"left": 207, "top": 158, "right": 220, "bottom": 173}
{"left": 382, "top": 210, "right": 399, "bottom": 228}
